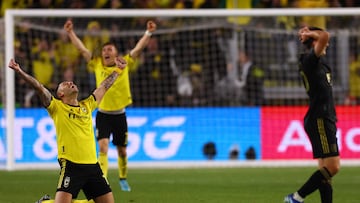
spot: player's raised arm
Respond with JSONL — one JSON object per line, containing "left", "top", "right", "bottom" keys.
{"left": 93, "top": 71, "right": 119, "bottom": 104}
{"left": 312, "top": 29, "right": 329, "bottom": 57}
{"left": 129, "top": 20, "right": 157, "bottom": 58}
{"left": 8, "top": 59, "right": 52, "bottom": 107}
{"left": 64, "top": 19, "right": 92, "bottom": 62}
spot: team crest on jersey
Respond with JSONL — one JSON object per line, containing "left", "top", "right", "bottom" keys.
{"left": 64, "top": 176, "right": 70, "bottom": 188}
{"left": 326, "top": 73, "right": 332, "bottom": 85}
{"left": 81, "top": 107, "right": 87, "bottom": 113}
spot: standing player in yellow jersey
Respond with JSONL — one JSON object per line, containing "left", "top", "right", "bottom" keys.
{"left": 64, "top": 19, "right": 157, "bottom": 191}
{"left": 8, "top": 58, "right": 127, "bottom": 203}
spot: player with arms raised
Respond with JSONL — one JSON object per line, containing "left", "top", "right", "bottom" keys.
{"left": 8, "top": 57, "right": 127, "bottom": 203}
{"left": 64, "top": 19, "right": 157, "bottom": 191}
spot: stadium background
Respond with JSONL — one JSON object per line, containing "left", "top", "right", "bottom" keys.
{"left": 1, "top": 1, "right": 360, "bottom": 169}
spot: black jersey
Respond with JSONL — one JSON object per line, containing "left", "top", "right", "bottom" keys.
{"left": 299, "top": 49, "right": 337, "bottom": 122}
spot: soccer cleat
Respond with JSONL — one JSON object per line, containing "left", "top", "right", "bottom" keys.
{"left": 35, "top": 194, "right": 51, "bottom": 203}
{"left": 284, "top": 194, "right": 303, "bottom": 203}
{"left": 119, "top": 179, "right": 131, "bottom": 192}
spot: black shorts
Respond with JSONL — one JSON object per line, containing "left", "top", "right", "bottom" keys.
{"left": 95, "top": 111, "right": 128, "bottom": 146}
{"left": 304, "top": 117, "right": 339, "bottom": 158}
{"left": 56, "top": 159, "right": 112, "bottom": 200}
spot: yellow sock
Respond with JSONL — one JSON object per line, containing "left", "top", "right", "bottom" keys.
{"left": 98, "top": 152, "right": 108, "bottom": 178}
{"left": 118, "top": 156, "right": 128, "bottom": 179}
{"left": 42, "top": 200, "right": 94, "bottom": 203}
{"left": 72, "top": 200, "right": 95, "bottom": 203}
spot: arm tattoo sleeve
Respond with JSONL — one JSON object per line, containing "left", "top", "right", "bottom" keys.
{"left": 102, "top": 71, "right": 119, "bottom": 90}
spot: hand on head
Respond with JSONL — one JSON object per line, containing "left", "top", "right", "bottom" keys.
{"left": 298, "top": 27, "right": 311, "bottom": 43}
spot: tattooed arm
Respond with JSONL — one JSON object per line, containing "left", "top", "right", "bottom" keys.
{"left": 93, "top": 71, "right": 119, "bottom": 104}
{"left": 8, "top": 59, "right": 52, "bottom": 107}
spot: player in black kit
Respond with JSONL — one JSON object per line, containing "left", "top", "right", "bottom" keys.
{"left": 284, "top": 27, "right": 340, "bottom": 203}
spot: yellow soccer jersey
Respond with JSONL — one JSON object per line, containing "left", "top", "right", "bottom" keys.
{"left": 47, "top": 95, "right": 98, "bottom": 164}
{"left": 88, "top": 54, "right": 134, "bottom": 111}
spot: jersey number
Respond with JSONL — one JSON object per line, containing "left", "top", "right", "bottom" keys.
{"left": 300, "top": 70, "right": 310, "bottom": 92}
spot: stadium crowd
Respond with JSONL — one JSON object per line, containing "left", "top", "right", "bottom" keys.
{"left": 1, "top": 0, "right": 360, "bottom": 108}
{"left": 1, "top": 0, "right": 358, "bottom": 15}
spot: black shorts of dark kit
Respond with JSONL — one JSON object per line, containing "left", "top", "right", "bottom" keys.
{"left": 304, "top": 117, "right": 339, "bottom": 159}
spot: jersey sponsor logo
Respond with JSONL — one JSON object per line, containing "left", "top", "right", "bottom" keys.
{"left": 68, "top": 109, "right": 89, "bottom": 119}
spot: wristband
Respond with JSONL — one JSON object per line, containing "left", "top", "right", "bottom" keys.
{"left": 145, "top": 30, "right": 152, "bottom": 37}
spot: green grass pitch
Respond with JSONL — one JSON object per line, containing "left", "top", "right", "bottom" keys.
{"left": 0, "top": 166, "right": 358, "bottom": 203}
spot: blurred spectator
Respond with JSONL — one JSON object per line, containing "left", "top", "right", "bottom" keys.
{"left": 238, "top": 51, "right": 265, "bottom": 106}
{"left": 61, "top": 0, "right": 96, "bottom": 8}
{"left": 176, "top": 71, "right": 193, "bottom": 105}
{"left": 245, "top": 146, "right": 256, "bottom": 160}
{"left": 272, "top": 0, "right": 298, "bottom": 63}
{"left": 197, "top": 0, "right": 222, "bottom": 8}
{"left": 31, "top": 38, "right": 56, "bottom": 89}
{"left": 95, "top": 0, "right": 134, "bottom": 8}
{"left": 53, "top": 30, "right": 81, "bottom": 70}
{"left": 132, "top": 37, "right": 177, "bottom": 106}
{"left": 62, "top": 67, "right": 76, "bottom": 83}
{"left": 24, "top": 38, "right": 57, "bottom": 107}
{"left": 14, "top": 20, "right": 36, "bottom": 108}
{"left": 2, "top": 1, "right": 359, "bottom": 108}
{"left": 226, "top": 0, "right": 253, "bottom": 26}
{"left": 339, "top": 0, "right": 356, "bottom": 7}
{"left": 14, "top": 39, "right": 30, "bottom": 107}
{"left": 83, "top": 20, "right": 110, "bottom": 91}
{"left": 273, "top": 0, "right": 297, "bottom": 29}
{"left": 189, "top": 64, "right": 207, "bottom": 106}
{"left": 175, "top": 28, "right": 227, "bottom": 106}
{"left": 294, "top": 0, "right": 341, "bottom": 29}
{"left": 1, "top": 0, "right": 27, "bottom": 16}
{"left": 83, "top": 21, "right": 110, "bottom": 54}
{"left": 134, "top": 0, "right": 178, "bottom": 8}
{"left": 173, "top": 0, "right": 194, "bottom": 8}
{"left": 345, "top": 52, "right": 360, "bottom": 105}
{"left": 216, "top": 50, "right": 265, "bottom": 106}
{"left": 229, "top": 144, "right": 240, "bottom": 160}
{"left": 203, "top": 142, "right": 216, "bottom": 160}
{"left": 52, "top": 29, "right": 90, "bottom": 97}
{"left": 30, "top": 0, "right": 57, "bottom": 8}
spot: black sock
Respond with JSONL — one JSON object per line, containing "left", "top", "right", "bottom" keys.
{"left": 319, "top": 167, "right": 333, "bottom": 203}
{"left": 319, "top": 179, "right": 332, "bottom": 203}
{"left": 297, "top": 167, "right": 331, "bottom": 198}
